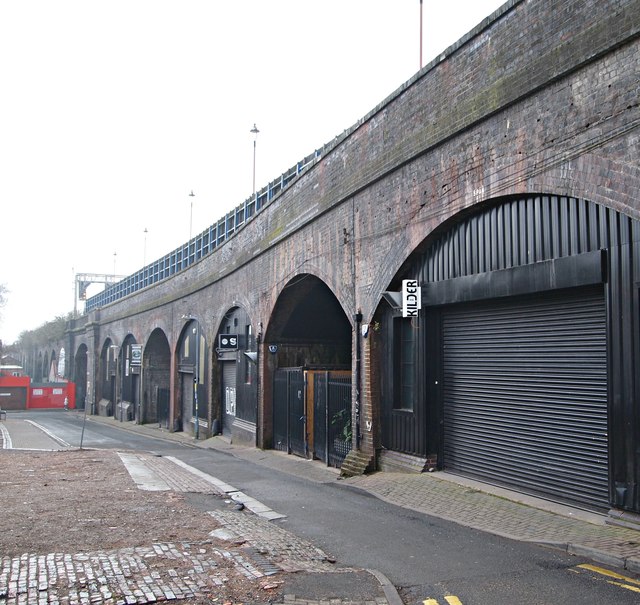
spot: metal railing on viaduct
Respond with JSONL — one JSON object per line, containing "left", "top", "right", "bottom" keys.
{"left": 84, "top": 149, "right": 324, "bottom": 311}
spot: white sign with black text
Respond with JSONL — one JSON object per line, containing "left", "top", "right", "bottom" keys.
{"left": 402, "top": 279, "right": 421, "bottom": 318}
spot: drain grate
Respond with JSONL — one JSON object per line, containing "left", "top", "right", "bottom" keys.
{"left": 243, "top": 547, "right": 281, "bottom": 576}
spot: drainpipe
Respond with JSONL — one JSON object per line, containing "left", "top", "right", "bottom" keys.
{"left": 354, "top": 310, "right": 362, "bottom": 450}
{"left": 255, "top": 328, "right": 262, "bottom": 447}
{"left": 194, "top": 323, "right": 200, "bottom": 440}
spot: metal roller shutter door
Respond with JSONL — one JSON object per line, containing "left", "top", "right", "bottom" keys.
{"left": 442, "top": 287, "right": 608, "bottom": 510}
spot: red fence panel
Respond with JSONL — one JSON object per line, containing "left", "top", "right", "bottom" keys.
{"left": 29, "top": 382, "right": 76, "bottom": 410}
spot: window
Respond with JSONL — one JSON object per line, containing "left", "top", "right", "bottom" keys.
{"left": 393, "top": 317, "right": 416, "bottom": 410}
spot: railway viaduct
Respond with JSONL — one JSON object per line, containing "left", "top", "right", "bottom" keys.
{"left": 23, "top": 0, "right": 640, "bottom": 515}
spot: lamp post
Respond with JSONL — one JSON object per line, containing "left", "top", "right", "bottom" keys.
{"left": 250, "top": 123, "right": 259, "bottom": 197}
{"left": 143, "top": 228, "right": 148, "bottom": 266}
{"left": 189, "top": 190, "right": 195, "bottom": 241}
{"left": 113, "top": 252, "right": 117, "bottom": 277}
{"left": 419, "top": 0, "right": 423, "bottom": 69}
{"left": 143, "top": 228, "right": 148, "bottom": 287}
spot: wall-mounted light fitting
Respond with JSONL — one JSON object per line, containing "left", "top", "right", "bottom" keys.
{"left": 382, "top": 291, "right": 403, "bottom": 310}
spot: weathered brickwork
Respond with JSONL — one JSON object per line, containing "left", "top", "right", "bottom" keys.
{"left": 28, "top": 0, "right": 639, "bottom": 458}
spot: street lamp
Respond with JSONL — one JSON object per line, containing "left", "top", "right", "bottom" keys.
{"left": 189, "top": 190, "right": 195, "bottom": 241}
{"left": 143, "top": 228, "right": 148, "bottom": 287}
{"left": 250, "top": 123, "right": 259, "bottom": 197}
{"left": 419, "top": 0, "right": 423, "bottom": 69}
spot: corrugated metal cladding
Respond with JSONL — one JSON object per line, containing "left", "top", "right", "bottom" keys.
{"left": 422, "top": 195, "right": 619, "bottom": 282}
{"left": 442, "top": 287, "right": 608, "bottom": 510}
{"left": 382, "top": 193, "right": 640, "bottom": 511}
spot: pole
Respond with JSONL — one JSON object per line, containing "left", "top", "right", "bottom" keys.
{"left": 250, "top": 124, "right": 259, "bottom": 197}
{"left": 193, "top": 324, "right": 200, "bottom": 440}
{"left": 143, "top": 228, "right": 148, "bottom": 266}
{"left": 355, "top": 311, "right": 362, "bottom": 449}
{"left": 255, "top": 326, "right": 262, "bottom": 447}
{"left": 419, "top": 0, "right": 423, "bottom": 69}
{"left": 73, "top": 269, "right": 77, "bottom": 318}
{"left": 189, "top": 190, "right": 195, "bottom": 241}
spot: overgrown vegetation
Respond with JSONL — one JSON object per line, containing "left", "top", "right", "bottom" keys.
{"left": 16, "top": 314, "right": 73, "bottom": 349}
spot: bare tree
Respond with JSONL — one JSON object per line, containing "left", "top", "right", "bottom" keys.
{"left": 0, "top": 283, "right": 7, "bottom": 328}
{"left": 0, "top": 284, "right": 6, "bottom": 353}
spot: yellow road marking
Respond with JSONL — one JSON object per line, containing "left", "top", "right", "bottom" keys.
{"left": 607, "top": 580, "right": 640, "bottom": 594}
{"left": 423, "top": 600, "right": 439, "bottom": 605}
{"left": 577, "top": 564, "right": 640, "bottom": 587}
{"left": 445, "top": 597, "right": 463, "bottom": 605}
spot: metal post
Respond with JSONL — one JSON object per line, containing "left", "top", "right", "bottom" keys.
{"left": 250, "top": 124, "right": 259, "bottom": 197}
{"left": 193, "top": 324, "right": 199, "bottom": 440}
{"left": 189, "top": 190, "right": 195, "bottom": 241}
{"left": 143, "top": 228, "right": 148, "bottom": 266}
{"left": 354, "top": 311, "right": 362, "bottom": 449}
{"left": 419, "top": 0, "right": 423, "bottom": 69}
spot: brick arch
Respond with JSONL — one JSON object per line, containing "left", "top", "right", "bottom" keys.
{"left": 142, "top": 328, "right": 171, "bottom": 427}
{"left": 264, "top": 273, "right": 352, "bottom": 369}
{"left": 264, "top": 264, "right": 355, "bottom": 340}
{"left": 73, "top": 344, "right": 89, "bottom": 410}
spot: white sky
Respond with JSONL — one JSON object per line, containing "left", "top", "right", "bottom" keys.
{"left": 0, "top": 0, "right": 506, "bottom": 345}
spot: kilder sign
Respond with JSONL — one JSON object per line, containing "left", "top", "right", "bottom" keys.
{"left": 402, "top": 280, "right": 421, "bottom": 317}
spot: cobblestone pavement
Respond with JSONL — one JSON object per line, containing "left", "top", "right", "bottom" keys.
{"left": 1, "top": 542, "right": 254, "bottom": 605}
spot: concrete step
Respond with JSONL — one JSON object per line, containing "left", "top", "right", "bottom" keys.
{"left": 340, "top": 449, "right": 372, "bottom": 477}
{"left": 378, "top": 450, "right": 434, "bottom": 474}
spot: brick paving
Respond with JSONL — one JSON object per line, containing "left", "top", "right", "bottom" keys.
{"left": 207, "top": 511, "right": 332, "bottom": 573}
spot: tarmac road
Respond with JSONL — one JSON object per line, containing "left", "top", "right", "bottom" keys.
{"left": 4, "top": 409, "right": 640, "bottom": 605}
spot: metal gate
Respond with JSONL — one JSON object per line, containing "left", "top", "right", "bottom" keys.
{"left": 273, "top": 368, "right": 306, "bottom": 456}
{"left": 442, "top": 286, "right": 609, "bottom": 510}
{"left": 313, "top": 371, "right": 352, "bottom": 467}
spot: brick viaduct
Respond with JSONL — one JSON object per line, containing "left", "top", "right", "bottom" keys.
{"left": 24, "top": 0, "right": 640, "bottom": 514}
